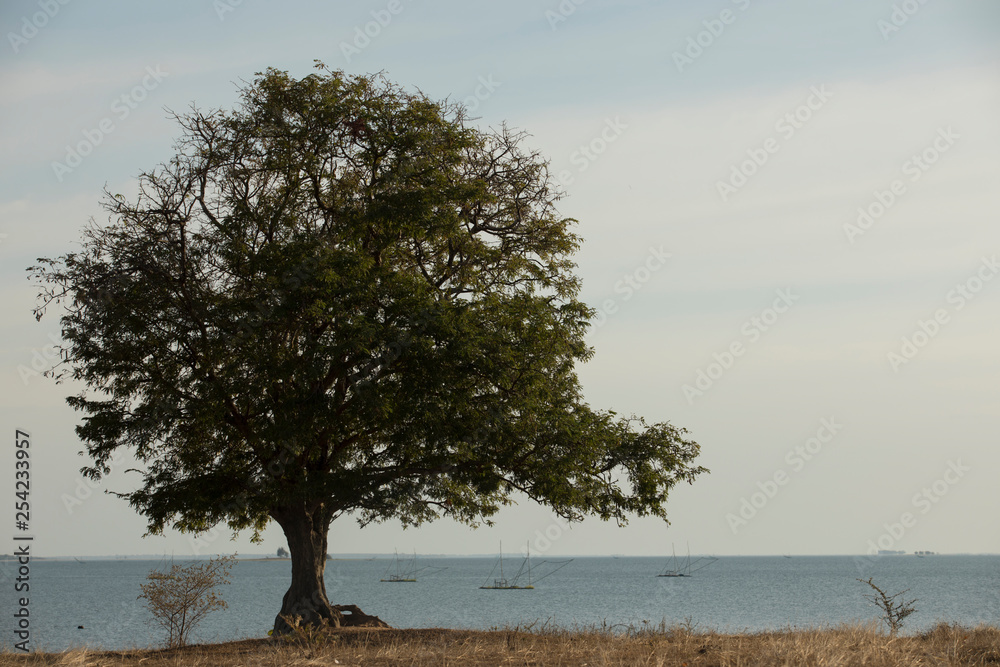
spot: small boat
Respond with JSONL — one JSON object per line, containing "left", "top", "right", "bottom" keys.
{"left": 480, "top": 542, "right": 572, "bottom": 590}
{"left": 380, "top": 549, "right": 418, "bottom": 582}
{"left": 379, "top": 549, "right": 446, "bottom": 582}
{"left": 481, "top": 541, "right": 533, "bottom": 589}
{"left": 658, "top": 543, "right": 718, "bottom": 577}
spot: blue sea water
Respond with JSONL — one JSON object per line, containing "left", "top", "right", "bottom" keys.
{"left": 3, "top": 554, "right": 999, "bottom": 651}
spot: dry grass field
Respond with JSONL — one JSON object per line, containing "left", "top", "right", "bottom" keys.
{"left": 2, "top": 622, "right": 999, "bottom": 667}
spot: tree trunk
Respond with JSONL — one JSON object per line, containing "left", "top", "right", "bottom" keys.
{"left": 271, "top": 504, "right": 388, "bottom": 634}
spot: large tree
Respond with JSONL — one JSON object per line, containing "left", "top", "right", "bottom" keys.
{"left": 30, "top": 64, "right": 706, "bottom": 633}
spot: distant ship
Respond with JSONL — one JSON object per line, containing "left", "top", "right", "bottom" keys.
{"left": 379, "top": 549, "right": 446, "bottom": 582}
{"left": 914, "top": 550, "right": 936, "bottom": 556}
{"left": 658, "top": 543, "right": 718, "bottom": 577}
{"left": 479, "top": 542, "right": 572, "bottom": 590}
{"left": 877, "top": 550, "right": 905, "bottom": 555}
{"left": 480, "top": 542, "right": 535, "bottom": 590}
{"left": 380, "top": 549, "right": 418, "bottom": 582}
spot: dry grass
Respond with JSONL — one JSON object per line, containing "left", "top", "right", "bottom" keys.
{"left": 2, "top": 622, "right": 999, "bottom": 666}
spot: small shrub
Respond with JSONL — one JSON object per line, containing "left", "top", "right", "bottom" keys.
{"left": 138, "top": 554, "right": 235, "bottom": 647}
{"left": 857, "top": 577, "right": 917, "bottom": 635}
{"left": 274, "top": 614, "right": 338, "bottom": 655}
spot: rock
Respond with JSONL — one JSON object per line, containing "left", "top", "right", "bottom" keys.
{"left": 333, "top": 605, "right": 390, "bottom": 628}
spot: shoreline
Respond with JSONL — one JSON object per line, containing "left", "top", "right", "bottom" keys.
{"left": 3, "top": 623, "right": 999, "bottom": 666}
{"left": 4, "top": 553, "right": 1000, "bottom": 564}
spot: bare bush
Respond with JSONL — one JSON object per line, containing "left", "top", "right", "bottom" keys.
{"left": 138, "top": 554, "right": 235, "bottom": 647}
{"left": 857, "top": 576, "right": 917, "bottom": 635}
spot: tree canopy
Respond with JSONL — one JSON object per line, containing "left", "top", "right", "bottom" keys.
{"left": 30, "top": 63, "right": 706, "bottom": 632}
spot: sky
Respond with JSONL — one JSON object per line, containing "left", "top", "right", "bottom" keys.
{"left": 1, "top": 0, "right": 999, "bottom": 559}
